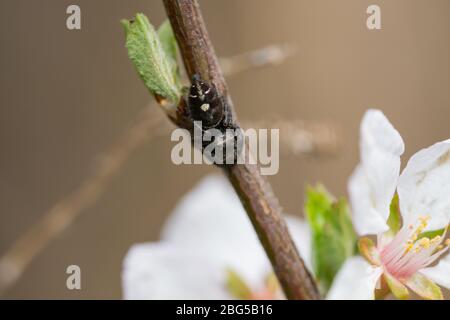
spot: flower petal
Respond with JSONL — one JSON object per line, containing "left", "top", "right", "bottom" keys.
{"left": 160, "top": 175, "right": 270, "bottom": 288}
{"left": 358, "top": 237, "right": 380, "bottom": 265}
{"left": 404, "top": 272, "right": 443, "bottom": 300}
{"left": 348, "top": 166, "right": 390, "bottom": 236}
{"left": 160, "top": 175, "right": 308, "bottom": 290}
{"left": 286, "top": 215, "right": 312, "bottom": 271}
{"left": 398, "top": 139, "right": 450, "bottom": 231}
{"left": 122, "top": 243, "right": 230, "bottom": 299}
{"left": 349, "top": 110, "right": 404, "bottom": 236}
{"left": 326, "top": 256, "right": 383, "bottom": 300}
{"left": 420, "top": 253, "right": 450, "bottom": 290}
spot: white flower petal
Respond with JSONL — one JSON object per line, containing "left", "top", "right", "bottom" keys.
{"left": 398, "top": 139, "right": 450, "bottom": 231}
{"left": 420, "top": 253, "right": 450, "bottom": 290}
{"left": 122, "top": 243, "right": 230, "bottom": 299}
{"left": 326, "top": 256, "right": 383, "bottom": 300}
{"left": 124, "top": 175, "right": 311, "bottom": 299}
{"left": 348, "top": 109, "right": 404, "bottom": 236}
{"left": 286, "top": 216, "right": 312, "bottom": 272}
{"left": 349, "top": 166, "right": 390, "bottom": 235}
{"left": 160, "top": 175, "right": 311, "bottom": 290}
{"left": 160, "top": 175, "right": 270, "bottom": 288}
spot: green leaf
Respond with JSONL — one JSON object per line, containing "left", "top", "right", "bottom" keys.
{"left": 379, "top": 194, "right": 402, "bottom": 246}
{"left": 387, "top": 193, "right": 401, "bottom": 234}
{"left": 305, "top": 185, "right": 358, "bottom": 295}
{"left": 405, "top": 273, "right": 443, "bottom": 300}
{"left": 384, "top": 272, "right": 409, "bottom": 300}
{"left": 265, "top": 273, "right": 280, "bottom": 295}
{"left": 157, "top": 20, "right": 181, "bottom": 89}
{"left": 121, "top": 13, "right": 181, "bottom": 104}
{"left": 418, "top": 227, "right": 447, "bottom": 241}
{"left": 225, "top": 268, "right": 252, "bottom": 300}
{"left": 157, "top": 20, "right": 177, "bottom": 60}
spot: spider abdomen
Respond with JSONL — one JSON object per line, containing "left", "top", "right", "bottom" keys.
{"left": 187, "top": 74, "right": 224, "bottom": 128}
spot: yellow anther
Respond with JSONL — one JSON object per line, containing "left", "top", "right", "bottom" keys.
{"left": 445, "top": 239, "right": 450, "bottom": 246}
{"left": 430, "top": 236, "right": 441, "bottom": 244}
{"left": 418, "top": 237, "right": 431, "bottom": 249}
{"left": 407, "top": 216, "right": 430, "bottom": 245}
{"left": 404, "top": 243, "right": 414, "bottom": 252}
{"left": 416, "top": 216, "right": 430, "bottom": 233}
{"left": 416, "top": 224, "right": 426, "bottom": 234}
{"left": 437, "top": 245, "right": 444, "bottom": 251}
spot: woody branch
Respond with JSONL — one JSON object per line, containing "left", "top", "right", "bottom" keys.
{"left": 162, "top": 0, "right": 319, "bottom": 300}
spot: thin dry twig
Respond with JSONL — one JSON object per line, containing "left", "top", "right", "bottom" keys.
{"left": 246, "top": 118, "right": 341, "bottom": 156}
{"left": 220, "top": 44, "right": 297, "bottom": 76}
{"left": 0, "top": 106, "right": 165, "bottom": 296}
{"left": 163, "top": 0, "right": 319, "bottom": 299}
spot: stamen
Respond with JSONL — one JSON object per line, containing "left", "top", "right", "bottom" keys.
{"left": 401, "top": 216, "right": 430, "bottom": 253}
{"left": 404, "top": 242, "right": 414, "bottom": 253}
{"left": 393, "top": 235, "right": 445, "bottom": 278}
{"left": 381, "top": 216, "right": 447, "bottom": 279}
{"left": 431, "top": 235, "right": 441, "bottom": 244}
{"left": 420, "top": 246, "right": 449, "bottom": 269}
{"left": 382, "top": 219, "right": 424, "bottom": 264}
{"left": 381, "top": 226, "right": 413, "bottom": 262}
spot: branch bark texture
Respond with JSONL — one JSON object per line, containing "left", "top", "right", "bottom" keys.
{"left": 163, "top": 0, "right": 319, "bottom": 300}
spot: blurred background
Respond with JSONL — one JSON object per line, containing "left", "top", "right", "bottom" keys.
{"left": 0, "top": 0, "right": 449, "bottom": 298}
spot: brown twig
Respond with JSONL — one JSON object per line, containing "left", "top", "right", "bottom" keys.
{"left": 163, "top": 0, "right": 319, "bottom": 299}
{"left": 0, "top": 44, "right": 313, "bottom": 296}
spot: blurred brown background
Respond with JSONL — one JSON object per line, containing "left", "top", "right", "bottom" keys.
{"left": 0, "top": 0, "right": 449, "bottom": 299}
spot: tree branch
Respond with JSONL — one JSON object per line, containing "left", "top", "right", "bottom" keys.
{"left": 163, "top": 0, "right": 319, "bottom": 300}
{"left": 0, "top": 43, "right": 322, "bottom": 297}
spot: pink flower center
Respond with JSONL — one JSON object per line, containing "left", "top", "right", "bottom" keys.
{"left": 379, "top": 216, "right": 449, "bottom": 280}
